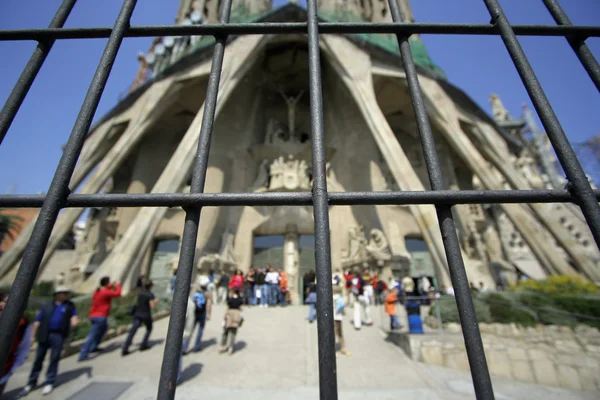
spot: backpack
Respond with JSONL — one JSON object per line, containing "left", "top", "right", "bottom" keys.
{"left": 193, "top": 291, "right": 206, "bottom": 314}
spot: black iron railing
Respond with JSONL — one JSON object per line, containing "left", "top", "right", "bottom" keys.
{"left": 0, "top": 1, "right": 599, "bottom": 400}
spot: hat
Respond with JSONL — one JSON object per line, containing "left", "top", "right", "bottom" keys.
{"left": 54, "top": 285, "right": 70, "bottom": 294}
{"left": 197, "top": 275, "right": 210, "bottom": 288}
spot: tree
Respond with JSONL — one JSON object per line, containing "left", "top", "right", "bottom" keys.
{"left": 0, "top": 211, "right": 24, "bottom": 250}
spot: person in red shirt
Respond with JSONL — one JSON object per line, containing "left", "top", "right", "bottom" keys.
{"left": 78, "top": 277, "right": 121, "bottom": 361}
{"left": 228, "top": 270, "right": 244, "bottom": 293}
{"left": 1, "top": 292, "right": 32, "bottom": 398}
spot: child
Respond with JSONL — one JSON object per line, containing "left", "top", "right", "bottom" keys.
{"left": 385, "top": 288, "right": 401, "bottom": 330}
{"left": 333, "top": 286, "right": 350, "bottom": 357}
{"left": 219, "top": 288, "right": 243, "bottom": 355}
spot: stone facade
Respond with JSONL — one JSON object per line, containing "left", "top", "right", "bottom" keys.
{"left": 0, "top": 1, "right": 598, "bottom": 301}
{"left": 410, "top": 324, "right": 600, "bottom": 392}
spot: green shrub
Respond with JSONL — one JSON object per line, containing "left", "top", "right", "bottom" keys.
{"left": 516, "top": 275, "right": 598, "bottom": 296}
{"left": 430, "top": 296, "right": 492, "bottom": 324}
{"left": 484, "top": 293, "right": 537, "bottom": 327}
{"left": 30, "top": 281, "right": 55, "bottom": 297}
{"left": 552, "top": 294, "right": 600, "bottom": 328}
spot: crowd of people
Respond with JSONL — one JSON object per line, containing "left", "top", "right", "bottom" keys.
{"left": 0, "top": 264, "right": 468, "bottom": 396}
{"left": 194, "top": 265, "right": 291, "bottom": 308}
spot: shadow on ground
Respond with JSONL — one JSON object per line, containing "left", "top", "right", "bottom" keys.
{"left": 2, "top": 367, "right": 93, "bottom": 399}
{"left": 178, "top": 363, "right": 203, "bottom": 385}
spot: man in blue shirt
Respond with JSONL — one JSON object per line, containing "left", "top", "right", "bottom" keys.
{"left": 19, "top": 286, "right": 78, "bottom": 397}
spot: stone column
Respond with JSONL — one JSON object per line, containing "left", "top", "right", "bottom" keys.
{"left": 284, "top": 229, "right": 300, "bottom": 305}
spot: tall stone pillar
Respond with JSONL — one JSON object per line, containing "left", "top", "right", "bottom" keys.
{"left": 284, "top": 228, "right": 300, "bottom": 305}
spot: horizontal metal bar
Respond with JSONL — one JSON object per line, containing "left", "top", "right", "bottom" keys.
{"left": 0, "top": 189, "right": 598, "bottom": 208}
{"left": 0, "top": 22, "right": 598, "bottom": 41}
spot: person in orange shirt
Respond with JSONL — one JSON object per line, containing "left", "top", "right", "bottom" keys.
{"left": 278, "top": 269, "right": 289, "bottom": 306}
{"left": 385, "top": 288, "right": 401, "bottom": 331}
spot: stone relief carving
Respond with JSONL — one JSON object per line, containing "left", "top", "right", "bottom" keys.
{"left": 196, "top": 230, "right": 238, "bottom": 272}
{"left": 341, "top": 225, "right": 391, "bottom": 268}
{"left": 270, "top": 155, "right": 311, "bottom": 191}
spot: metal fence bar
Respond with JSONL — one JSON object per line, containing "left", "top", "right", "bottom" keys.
{"left": 388, "top": 1, "right": 495, "bottom": 399}
{"left": 155, "top": 0, "right": 232, "bottom": 398}
{"left": 542, "top": 0, "right": 600, "bottom": 91}
{"left": 0, "top": 0, "right": 77, "bottom": 146}
{"left": 1, "top": 188, "right": 599, "bottom": 208}
{"left": 1, "top": 23, "right": 600, "bottom": 41}
{"left": 0, "top": 0, "right": 138, "bottom": 376}
{"left": 306, "top": 1, "right": 338, "bottom": 399}
{"left": 483, "top": 0, "right": 600, "bottom": 250}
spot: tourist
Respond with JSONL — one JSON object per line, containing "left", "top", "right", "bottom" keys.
{"left": 255, "top": 267, "right": 267, "bottom": 307}
{"left": 362, "top": 269, "right": 373, "bottom": 306}
{"left": 402, "top": 275, "right": 415, "bottom": 301}
{"left": 219, "top": 288, "right": 244, "bottom": 355}
{"left": 351, "top": 272, "right": 373, "bottom": 329}
{"left": 170, "top": 269, "right": 177, "bottom": 295}
{"left": 184, "top": 277, "right": 212, "bottom": 353}
{"left": 343, "top": 269, "right": 354, "bottom": 307}
{"left": 19, "top": 286, "right": 79, "bottom": 397}
{"left": 304, "top": 269, "right": 316, "bottom": 303}
{"left": 229, "top": 270, "right": 244, "bottom": 295}
{"left": 78, "top": 277, "right": 122, "bottom": 361}
{"left": 265, "top": 265, "right": 280, "bottom": 307}
{"left": 0, "top": 292, "right": 32, "bottom": 398}
{"left": 469, "top": 281, "right": 480, "bottom": 295}
{"left": 385, "top": 288, "right": 401, "bottom": 330}
{"left": 332, "top": 286, "right": 350, "bottom": 357}
{"left": 373, "top": 273, "right": 387, "bottom": 305}
{"left": 122, "top": 280, "right": 158, "bottom": 356}
{"left": 278, "top": 268, "right": 288, "bottom": 306}
{"left": 208, "top": 269, "right": 217, "bottom": 301}
{"left": 306, "top": 280, "right": 317, "bottom": 323}
{"left": 217, "top": 270, "right": 230, "bottom": 305}
{"left": 244, "top": 267, "right": 256, "bottom": 305}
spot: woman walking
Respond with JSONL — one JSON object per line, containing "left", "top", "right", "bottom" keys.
{"left": 219, "top": 288, "right": 244, "bottom": 355}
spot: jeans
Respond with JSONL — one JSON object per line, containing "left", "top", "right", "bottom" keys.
{"left": 260, "top": 284, "right": 269, "bottom": 306}
{"left": 183, "top": 312, "right": 206, "bottom": 352}
{"left": 122, "top": 317, "right": 152, "bottom": 352}
{"left": 28, "top": 333, "right": 64, "bottom": 386}
{"left": 279, "top": 289, "right": 287, "bottom": 306}
{"left": 245, "top": 284, "right": 256, "bottom": 305}
{"left": 268, "top": 284, "right": 279, "bottom": 306}
{"left": 308, "top": 303, "right": 316, "bottom": 322}
{"left": 79, "top": 317, "right": 108, "bottom": 360}
{"left": 390, "top": 315, "right": 400, "bottom": 330}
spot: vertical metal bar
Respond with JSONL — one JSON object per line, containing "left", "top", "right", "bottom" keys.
{"left": 483, "top": 0, "right": 600, "bottom": 250}
{"left": 155, "top": 1, "right": 232, "bottom": 398}
{"left": 542, "top": 0, "right": 600, "bottom": 91}
{"left": 0, "top": 0, "right": 77, "bottom": 146}
{"left": 306, "top": 1, "right": 338, "bottom": 399}
{"left": 388, "top": 1, "right": 495, "bottom": 399}
{"left": 0, "top": 0, "right": 137, "bottom": 373}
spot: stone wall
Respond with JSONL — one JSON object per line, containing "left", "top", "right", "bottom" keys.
{"left": 409, "top": 323, "right": 600, "bottom": 392}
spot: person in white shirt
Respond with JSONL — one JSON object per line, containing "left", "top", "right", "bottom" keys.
{"left": 265, "top": 265, "right": 280, "bottom": 307}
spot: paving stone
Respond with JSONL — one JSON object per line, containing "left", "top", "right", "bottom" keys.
{"left": 557, "top": 365, "right": 582, "bottom": 391}
{"left": 512, "top": 361, "right": 535, "bottom": 384}
{"left": 532, "top": 360, "right": 558, "bottom": 386}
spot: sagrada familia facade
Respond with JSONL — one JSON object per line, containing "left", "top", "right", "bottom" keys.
{"left": 0, "top": 0, "right": 598, "bottom": 303}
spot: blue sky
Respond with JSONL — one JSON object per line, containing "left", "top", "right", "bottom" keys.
{"left": 0, "top": 0, "right": 598, "bottom": 195}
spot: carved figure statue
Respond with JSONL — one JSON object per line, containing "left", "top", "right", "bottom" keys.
{"left": 365, "top": 228, "right": 391, "bottom": 261}
{"left": 268, "top": 155, "right": 311, "bottom": 191}
{"left": 250, "top": 159, "right": 270, "bottom": 192}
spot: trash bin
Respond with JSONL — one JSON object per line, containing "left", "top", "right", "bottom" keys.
{"left": 405, "top": 302, "right": 424, "bottom": 334}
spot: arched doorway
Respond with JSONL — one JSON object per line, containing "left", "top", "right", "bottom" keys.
{"left": 149, "top": 237, "right": 179, "bottom": 294}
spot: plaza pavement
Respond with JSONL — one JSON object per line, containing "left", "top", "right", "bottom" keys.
{"left": 2, "top": 305, "right": 598, "bottom": 400}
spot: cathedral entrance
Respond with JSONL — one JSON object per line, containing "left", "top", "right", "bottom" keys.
{"left": 253, "top": 235, "right": 285, "bottom": 269}
{"left": 405, "top": 237, "right": 437, "bottom": 288}
{"left": 148, "top": 237, "right": 179, "bottom": 295}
